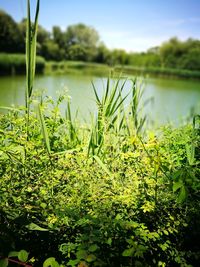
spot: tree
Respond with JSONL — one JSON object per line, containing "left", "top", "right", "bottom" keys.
{"left": 65, "top": 23, "right": 99, "bottom": 48}
{"left": 41, "top": 40, "right": 64, "bottom": 61}
{"left": 64, "top": 23, "right": 100, "bottom": 61}
{"left": 178, "top": 48, "right": 200, "bottom": 70}
{"left": 159, "top": 37, "right": 185, "bottom": 68}
{"left": 94, "top": 44, "right": 110, "bottom": 63}
{"left": 67, "top": 44, "right": 87, "bottom": 61}
{"left": 0, "top": 10, "right": 24, "bottom": 53}
{"left": 52, "top": 26, "right": 65, "bottom": 48}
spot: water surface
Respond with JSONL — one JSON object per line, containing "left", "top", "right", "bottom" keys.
{"left": 0, "top": 74, "right": 200, "bottom": 126}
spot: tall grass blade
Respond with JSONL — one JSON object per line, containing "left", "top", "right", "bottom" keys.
{"left": 93, "top": 155, "right": 112, "bottom": 177}
{"left": 26, "top": 0, "right": 40, "bottom": 101}
{"left": 92, "top": 81, "right": 101, "bottom": 105}
{"left": 37, "top": 104, "right": 51, "bottom": 155}
{"left": 103, "top": 77, "right": 110, "bottom": 104}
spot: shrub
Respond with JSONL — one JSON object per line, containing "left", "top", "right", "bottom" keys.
{"left": 0, "top": 53, "right": 45, "bottom": 75}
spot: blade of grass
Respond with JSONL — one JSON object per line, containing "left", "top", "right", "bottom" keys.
{"left": 93, "top": 155, "right": 112, "bottom": 177}
{"left": 37, "top": 104, "right": 51, "bottom": 156}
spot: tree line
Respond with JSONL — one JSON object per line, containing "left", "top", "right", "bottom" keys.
{"left": 1, "top": 9, "right": 200, "bottom": 71}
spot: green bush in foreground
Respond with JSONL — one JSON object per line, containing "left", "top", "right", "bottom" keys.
{"left": 0, "top": 91, "right": 200, "bottom": 266}
{"left": 0, "top": 53, "right": 45, "bottom": 75}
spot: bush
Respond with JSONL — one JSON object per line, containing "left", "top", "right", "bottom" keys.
{"left": 0, "top": 90, "right": 200, "bottom": 266}
{"left": 0, "top": 53, "right": 45, "bottom": 75}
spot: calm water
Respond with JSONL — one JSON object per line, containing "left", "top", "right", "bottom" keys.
{"left": 0, "top": 74, "right": 200, "bottom": 126}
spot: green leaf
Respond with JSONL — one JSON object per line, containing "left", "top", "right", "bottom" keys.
{"left": 18, "top": 250, "right": 29, "bottom": 262}
{"left": 173, "top": 181, "right": 183, "bottom": 192}
{"left": 0, "top": 259, "right": 8, "bottom": 267}
{"left": 67, "top": 259, "right": 80, "bottom": 266}
{"left": 26, "top": 222, "right": 49, "bottom": 231}
{"left": 177, "top": 186, "right": 187, "bottom": 203}
{"left": 88, "top": 244, "right": 99, "bottom": 252}
{"left": 93, "top": 156, "right": 112, "bottom": 177}
{"left": 37, "top": 104, "right": 51, "bottom": 155}
{"left": 122, "top": 247, "right": 135, "bottom": 257}
{"left": 86, "top": 254, "right": 96, "bottom": 262}
{"left": 26, "top": 0, "right": 40, "bottom": 99}
{"left": 43, "top": 257, "right": 60, "bottom": 267}
{"left": 8, "top": 251, "right": 19, "bottom": 258}
{"left": 40, "top": 202, "right": 47, "bottom": 209}
{"left": 106, "top": 237, "right": 112, "bottom": 246}
{"left": 186, "top": 144, "right": 195, "bottom": 166}
{"left": 0, "top": 106, "right": 20, "bottom": 112}
{"left": 76, "top": 250, "right": 88, "bottom": 260}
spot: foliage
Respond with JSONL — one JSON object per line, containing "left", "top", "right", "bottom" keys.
{"left": 0, "top": 53, "right": 45, "bottom": 75}
{"left": 41, "top": 41, "right": 64, "bottom": 61}
{"left": 160, "top": 37, "right": 200, "bottom": 70}
{"left": 0, "top": 88, "right": 200, "bottom": 266}
{"left": 0, "top": 10, "right": 24, "bottom": 53}
{"left": 65, "top": 23, "right": 99, "bottom": 48}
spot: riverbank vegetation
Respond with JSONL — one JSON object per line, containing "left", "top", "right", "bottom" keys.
{"left": 45, "top": 61, "right": 200, "bottom": 80}
{"left": 1, "top": 9, "right": 200, "bottom": 79}
{"left": 1, "top": 77, "right": 200, "bottom": 267}
{"left": 0, "top": 53, "right": 45, "bottom": 75}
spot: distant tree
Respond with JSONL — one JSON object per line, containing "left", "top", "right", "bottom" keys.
{"left": 178, "top": 48, "right": 200, "bottom": 70}
{"left": 65, "top": 23, "right": 99, "bottom": 48}
{"left": 64, "top": 23, "right": 100, "bottom": 61}
{"left": 67, "top": 44, "right": 87, "bottom": 61}
{"left": 41, "top": 40, "right": 64, "bottom": 61}
{"left": 159, "top": 37, "right": 185, "bottom": 68}
{"left": 147, "top": 46, "right": 160, "bottom": 54}
{"left": 109, "top": 49, "right": 129, "bottom": 65}
{"left": 52, "top": 26, "right": 65, "bottom": 48}
{"left": 94, "top": 44, "right": 110, "bottom": 63}
{"left": 0, "top": 10, "right": 24, "bottom": 53}
{"left": 159, "top": 37, "right": 200, "bottom": 70}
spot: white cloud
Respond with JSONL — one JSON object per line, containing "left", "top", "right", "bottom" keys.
{"left": 98, "top": 28, "right": 168, "bottom": 52}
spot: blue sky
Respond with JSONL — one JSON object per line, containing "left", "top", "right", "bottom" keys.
{"left": 0, "top": 0, "right": 200, "bottom": 52}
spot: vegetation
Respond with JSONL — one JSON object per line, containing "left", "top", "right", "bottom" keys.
{"left": 0, "top": 53, "right": 45, "bottom": 75}
{"left": 0, "top": 1, "right": 200, "bottom": 267}
{"left": 45, "top": 61, "right": 200, "bottom": 79}
{"left": 0, "top": 77, "right": 200, "bottom": 267}
{"left": 1, "top": 8, "right": 200, "bottom": 76}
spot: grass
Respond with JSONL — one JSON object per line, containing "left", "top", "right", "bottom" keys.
{"left": 0, "top": 53, "right": 45, "bottom": 75}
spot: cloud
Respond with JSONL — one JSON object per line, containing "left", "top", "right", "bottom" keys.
{"left": 98, "top": 28, "right": 168, "bottom": 52}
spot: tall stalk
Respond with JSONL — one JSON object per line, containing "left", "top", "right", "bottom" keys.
{"left": 26, "top": 0, "right": 40, "bottom": 139}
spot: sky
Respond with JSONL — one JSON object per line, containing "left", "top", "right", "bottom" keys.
{"left": 0, "top": 0, "right": 200, "bottom": 52}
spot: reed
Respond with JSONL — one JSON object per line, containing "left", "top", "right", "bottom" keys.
{"left": 25, "top": 0, "right": 40, "bottom": 138}
{"left": 88, "top": 76, "right": 147, "bottom": 156}
{"left": 88, "top": 77, "right": 129, "bottom": 156}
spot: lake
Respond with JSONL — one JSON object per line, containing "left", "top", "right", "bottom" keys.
{"left": 0, "top": 73, "right": 200, "bottom": 127}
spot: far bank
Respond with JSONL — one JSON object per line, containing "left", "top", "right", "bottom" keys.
{"left": 1, "top": 53, "right": 200, "bottom": 80}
